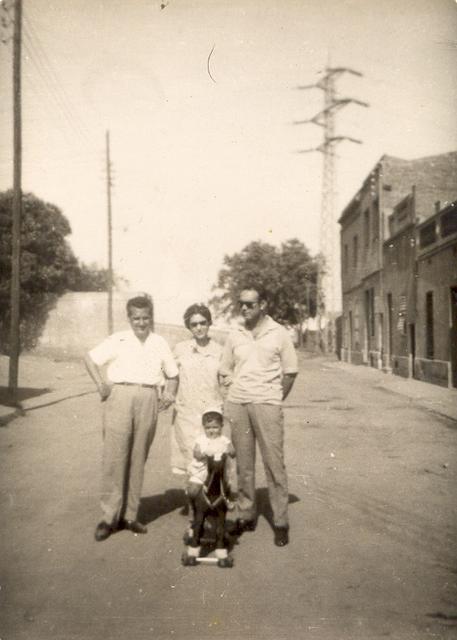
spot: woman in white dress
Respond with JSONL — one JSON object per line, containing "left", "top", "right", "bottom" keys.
{"left": 171, "top": 304, "right": 223, "bottom": 481}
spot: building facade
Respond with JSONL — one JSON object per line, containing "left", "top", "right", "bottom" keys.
{"left": 382, "top": 192, "right": 416, "bottom": 379}
{"left": 339, "top": 151, "right": 457, "bottom": 387}
{"left": 415, "top": 201, "right": 457, "bottom": 387}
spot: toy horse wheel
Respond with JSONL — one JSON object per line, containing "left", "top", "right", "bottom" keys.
{"left": 217, "top": 556, "right": 234, "bottom": 568}
{"left": 183, "top": 529, "right": 193, "bottom": 545}
{"left": 181, "top": 551, "right": 197, "bottom": 567}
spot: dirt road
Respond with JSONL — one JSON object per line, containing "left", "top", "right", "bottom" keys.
{"left": 1, "top": 353, "right": 456, "bottom": 640}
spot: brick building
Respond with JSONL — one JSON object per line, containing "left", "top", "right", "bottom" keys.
{"left": 415, "top": 201, "right": 457, "bottom": 387}
{"left": 383, "top": 192, "right": 416, "bottom": 378}
{"left": 339, "top": 151, "right": 457, "bottom": 378}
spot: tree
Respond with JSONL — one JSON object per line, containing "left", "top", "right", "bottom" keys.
{"left": 0, "top": 190, "right": 113, "bottom": 352}
{"left": 210, "top": 238, "right": 318, "bottom": 328}
{"left": 70, "top": 261, "right": 111, "bottom": 292}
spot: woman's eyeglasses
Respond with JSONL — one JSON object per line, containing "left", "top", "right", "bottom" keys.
{"left": 238, "top": 300, "right": 258, "bottom": 309}
{"left": 190, "top": 320, "right": 208, "bottom": 328}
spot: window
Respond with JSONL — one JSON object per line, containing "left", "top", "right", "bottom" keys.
{"left": 387, "top": 293, "right": 393, "bottom": 355}
{"left": 369, "top": 289, "right": 375, "bottom": 337}
{"left": 372, "top": 198, "right": 379, "bottom": 241}
{"left": 420, "top": 221, "right": 437, "bottom": 248}
{"left": 343, "top": 244, "right": 348, "bottom": 273}
{"left": 441, "top": 207, "right": 457, "bottom": 238}
{"left": 425, "top": 291, "right": 434, "bottom": 359}
{"left": 353, "top": 235, "right": 358, "bottom": 268}
{"left": 397, "top": 294, "right": 407, "bottom": 336}
{"left": 364, "top": 209, "right": 370, "bottom": 251}
{"left": 354, "top": 303, "right": 360, "bottom": 350}
{"left": 365, "top": 288, "right": 375, "bottom": 340}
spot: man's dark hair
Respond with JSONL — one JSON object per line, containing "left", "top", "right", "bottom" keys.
{"left": 126, "top": 294, "right": 154, "bottom": 317}
{"left": 238, "top": 285, "right": 269, "bottom": 304}
{"left": 183, "top": 303, "right": 212, "bottom": 329}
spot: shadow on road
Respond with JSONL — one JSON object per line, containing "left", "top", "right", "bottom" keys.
{"left": 0, "top": 385, "right": 50, "bottom": 406}
{"left": 139, "top": 488, "right": 187, "bottom": 524}
{"left": 25, "top": 390, "right": 94, "bottom": 412}
{"left": 137, "top": 486, "right": 300, "bottom": 530}
{"left": 256, "top": 487, "right": 300, "bottom": 529}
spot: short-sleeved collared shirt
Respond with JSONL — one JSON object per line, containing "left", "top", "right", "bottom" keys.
{"left": 219, "top": 315, "right": 298, "bottom": 405}
{"left": 89, "top": 330, "right": 178, "bottom": 385}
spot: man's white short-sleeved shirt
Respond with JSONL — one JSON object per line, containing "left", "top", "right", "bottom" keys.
{"left": 89, "top": 330, "right": 178, "bottom": 385}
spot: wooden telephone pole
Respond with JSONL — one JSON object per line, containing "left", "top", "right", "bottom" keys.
{"left": 8, "top": 0, "right": 22, "bottom": 402}
{"left": 106, "top": 130, "right": 113, "bottom": 335}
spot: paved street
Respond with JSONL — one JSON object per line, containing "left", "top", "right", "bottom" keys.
{"left": 1, "top": 352, "right": 456, "bottom": 640}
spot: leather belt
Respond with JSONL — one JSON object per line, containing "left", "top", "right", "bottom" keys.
{"left": 115, "top": 382, "right": 157, "bottom": 389}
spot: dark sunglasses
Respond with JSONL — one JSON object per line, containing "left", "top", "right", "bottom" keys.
{"left": 238, "top": 300, "right": 258, "bottom": 309}
{"left": 189, "top": 320, "right": 208, "bottom": 328}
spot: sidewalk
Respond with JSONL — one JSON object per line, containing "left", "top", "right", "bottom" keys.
{"left": 0, "top": 353, "right": 92, "bottom": 426}
{"left": 2, "top": 351, "right": 457, "bottom": 426}
{"left": 323, "top": 356, "right": 457, "bottom": 423}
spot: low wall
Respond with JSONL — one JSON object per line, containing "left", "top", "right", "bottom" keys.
{"left": 392, "top": 355, "right": 409, "bottom": 379}
{"left": 32, "top": 292, "right": 226, "bottom": 359}
{"left": 414, "top": 357, "right": 450, "bottom": 388}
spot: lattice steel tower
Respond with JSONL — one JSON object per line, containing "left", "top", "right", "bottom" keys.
{"left": 296, "top": 66, "right": 368, "bottom": 343}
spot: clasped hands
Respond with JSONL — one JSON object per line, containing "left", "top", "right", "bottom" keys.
{"left": 158, "top": 390, "right": 175, "bottom": 412}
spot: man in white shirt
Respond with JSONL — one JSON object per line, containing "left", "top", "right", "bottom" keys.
{"left": 85, "top": 294, "right": 179, "bottom": 541}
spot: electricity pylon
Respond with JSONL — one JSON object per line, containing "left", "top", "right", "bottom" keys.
{"left": 295, "top": 66, "right": 368, "bottom": 350}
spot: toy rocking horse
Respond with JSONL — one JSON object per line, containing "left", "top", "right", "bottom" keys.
{"left": 181, "top": 453, "right": 234, "bottom": 568}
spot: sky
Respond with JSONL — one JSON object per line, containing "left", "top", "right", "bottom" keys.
{"left": 0, "top": 0, "right": 456, "bottom": 324}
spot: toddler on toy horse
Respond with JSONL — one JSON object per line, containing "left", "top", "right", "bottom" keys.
{"left": 182, "top": 408, "right": 236, "bottom": 568}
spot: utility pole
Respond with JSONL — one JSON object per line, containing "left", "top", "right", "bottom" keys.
{"left": 105, "top": 130, "right": 114, "bottom": 335}
{"left": 295, "top": 66, "right": 368, "bottom": 351}
{"left": 8, "top": 0, "right": 22, "bottom": 402}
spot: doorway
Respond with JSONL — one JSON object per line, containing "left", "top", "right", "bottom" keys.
{"left": 451, "top": 287, "right": 457, "bottom": 388}
{"left": 409, "top": 323, "right": 416, "bottom": 379}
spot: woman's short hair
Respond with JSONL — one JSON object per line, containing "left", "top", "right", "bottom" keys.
{"left": 183, "top": 303, "right": 212, "bottom": 329}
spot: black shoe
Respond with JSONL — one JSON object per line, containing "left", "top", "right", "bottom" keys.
{"left": 274, "top": 526, "right": 289, "bottom": 547}
{"left": 237, "top": 518, "right": 257, "bottom": 534}
{"left": 94, "top": 521, "right": 113, "bottom": 542}
{"left": 122, "top": 519, "right": 147, "bottom": 534}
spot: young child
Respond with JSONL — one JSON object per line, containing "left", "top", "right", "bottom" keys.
{"left": 187, "top": 408, "right": 236, "bottom": 507}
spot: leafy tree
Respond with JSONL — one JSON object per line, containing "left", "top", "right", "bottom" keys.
{"left": 0, "top": 190, "right": 113, "bottom": 352}
{"left": 210, "top": 238, "right": 319, "bottom": 327}
{"left": 70, "top": 261, "right": 111, "bottom": 292}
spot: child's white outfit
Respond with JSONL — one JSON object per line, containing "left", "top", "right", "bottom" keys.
{"left": 188, "top": 433, "right": 232, "bottom": 485}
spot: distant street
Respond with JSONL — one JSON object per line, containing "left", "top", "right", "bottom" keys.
{"left": 1, "top": 352, "right": 456, "bottom": 640}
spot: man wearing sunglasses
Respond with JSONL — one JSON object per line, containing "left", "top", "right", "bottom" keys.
{"left": 219, "top": 286, "right": 298, "bottom": 546}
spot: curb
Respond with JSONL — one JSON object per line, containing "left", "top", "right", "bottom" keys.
{"left": 0, "top": 384, "right": 94, "bottom": 427}
{"left": 0, "top": 406, "right": 21, "bottom": 427}
{"left": 323, "top": 359, "right": 457, "bottom": 423}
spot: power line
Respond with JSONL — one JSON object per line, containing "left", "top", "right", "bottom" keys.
{"left": 20, "top": 5, "right": 95, "bottom": 150}
{"left": 22, "top": 21, "right": 91, "bottom": 147}
{"left": 23, "top": 8, "right": 92, "bottom": 135}
{"left": 2, "top": 5, "right": 97, "bottom": 154}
